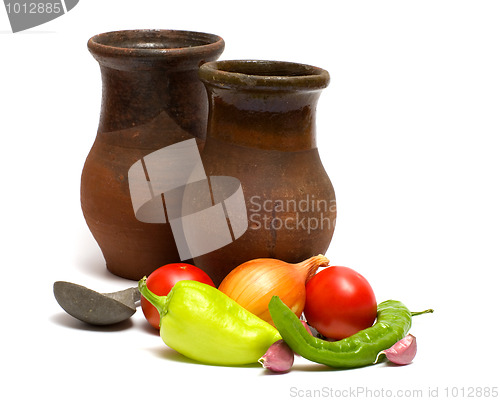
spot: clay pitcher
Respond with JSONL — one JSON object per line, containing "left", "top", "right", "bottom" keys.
{"left": 195, "top": 60, "right": 336, "bottom": 285}
{"left": 82, "top": 30, "right": 224, "bottom": 280}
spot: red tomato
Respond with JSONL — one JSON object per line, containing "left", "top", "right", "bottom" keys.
{"left": 304, "top": 266, "right": 377, "bottom": 340}
{"left": 141, "top": 263, "right": 215, "bottom": 329}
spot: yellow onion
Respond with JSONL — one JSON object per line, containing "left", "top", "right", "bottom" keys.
{"left": 218, "top": 255, "right": 329, "bottom": 325}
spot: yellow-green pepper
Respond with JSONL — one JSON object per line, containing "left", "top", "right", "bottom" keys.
{"left": 138, "top": 278, "right": 281, "bottom": 366}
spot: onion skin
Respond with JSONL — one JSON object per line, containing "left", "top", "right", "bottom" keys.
{"left": 258, "top": 340, "right": 294, "bottom": 373}
{"left": 374, "top": 334, "right": 417, "bottom": 365}
{"left": 218, "top": 255, "right": 329, "bottom": 325}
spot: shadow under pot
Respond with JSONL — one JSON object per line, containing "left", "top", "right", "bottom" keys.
{"left": 189, "top": 60, "right": 337, "bottom": 286}
{"left": 81, "top": 29, "right": 224, "bottom": 280}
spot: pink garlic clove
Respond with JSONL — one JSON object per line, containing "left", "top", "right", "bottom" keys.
{"left": 291, "top": 320, "right": 315, "bottom": 356}
{"left": 375, "top": 334, "right": 417, "bottom": 365}
{"left": 301, "top": 320, "right": 313, "bottom": 336}
{"left": 258, "top": 340, "right": 294, "bottom": 373}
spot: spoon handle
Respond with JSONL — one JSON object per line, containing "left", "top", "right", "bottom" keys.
{"left": 104, "top": 287, "right": 141, "bottom": 306}
{"left": 132, "top": 287, "right": 141, "bottom": 303}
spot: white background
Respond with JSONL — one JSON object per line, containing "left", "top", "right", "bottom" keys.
{"left": 1, "top": 1, "right": 499, "bottom": 400}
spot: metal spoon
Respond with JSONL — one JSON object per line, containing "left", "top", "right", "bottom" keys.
{"left": 53, "top": 281, "right": 141, "bottom": 326}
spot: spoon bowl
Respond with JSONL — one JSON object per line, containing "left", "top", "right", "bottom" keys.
{"left": 53, "top": 281, "right": 141, "bottom": 326}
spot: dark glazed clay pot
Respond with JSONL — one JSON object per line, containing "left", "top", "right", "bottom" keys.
{"left": 82, "top": 30, "right": 224, "bottom": 280}
{"left": 196, "top": 60, "right": 336, "bottom": 285}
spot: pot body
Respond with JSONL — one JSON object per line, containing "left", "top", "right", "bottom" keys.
{"left": 196, "top": 60, "right": 336, "bottom": 285}
{"left": 81, "top": 30, "right": 224, "bottom": 280}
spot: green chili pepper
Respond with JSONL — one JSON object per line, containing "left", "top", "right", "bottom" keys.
{"left": 138, "top": 278, "right": 281, "bottom": 366}
{"left": 269, "top": 296, "right": 431, "bottom": 369}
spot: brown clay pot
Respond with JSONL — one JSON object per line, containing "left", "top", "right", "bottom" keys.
{"left": 82, "top": 30, "right": 224, "bottom": 280}
{"left": 195, "top": 60, "right": 336, "bottom": 285}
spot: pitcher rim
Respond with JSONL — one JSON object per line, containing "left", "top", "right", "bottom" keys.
{"left": 198, "top": 59, "right": 330, "bottom": 91}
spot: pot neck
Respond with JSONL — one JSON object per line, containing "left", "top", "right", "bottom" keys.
{"left": 204, "top": 86, "right": 323, "bottom": 151}
{"left": 97, "top": 67, "right": 206, "bottom": 135}
{"left": 199, "top": 60, "right": 329, "bottom": 152}
{"left": 88, "top": 29, "right": 224, "bottom": 135}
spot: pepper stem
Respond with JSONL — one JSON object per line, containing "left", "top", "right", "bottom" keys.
{"left": 138, "top": 276, "right": 169, "bottom": 317}
{"left": 411, "top": 309, "right": 434, "bottom": 316}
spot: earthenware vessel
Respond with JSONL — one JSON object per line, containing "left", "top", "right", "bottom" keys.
{"left": 82, "top": 30, "right": 224, "bottom": 280}
{"left": 196, "top": 60, "right": 336, "bottom": 285}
